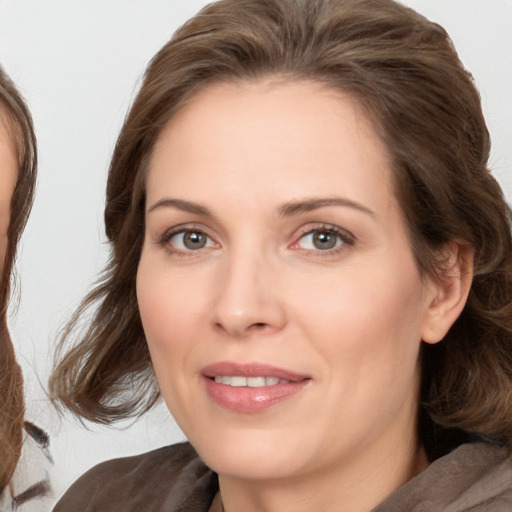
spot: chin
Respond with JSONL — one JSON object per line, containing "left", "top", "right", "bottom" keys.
{"left": 202, "top": 449, "right": 297, "bottom": 481}
{"left": 191, "top": 428, "right": 308, "bottom": 481}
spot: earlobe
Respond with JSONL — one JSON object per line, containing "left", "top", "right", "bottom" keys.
{"left": 421, "top": 241, "right": 474, "bottom": 345}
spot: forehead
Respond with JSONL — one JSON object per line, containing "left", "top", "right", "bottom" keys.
{"left": 147, "top": 79, "right": 395, "bottom": 210}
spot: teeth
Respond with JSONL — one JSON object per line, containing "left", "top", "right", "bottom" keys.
{"left": 213, "top": 376, "right": 288, "bottom": 387}
{"left": 230, "top": 376, "right": 247, "bottom": 387}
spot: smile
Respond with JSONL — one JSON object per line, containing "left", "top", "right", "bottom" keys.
{"left": 213, "top": 376, "right": 288, "bottom": 387}
{"left": 203, "top": 362, "right": 310, "bottom": 413}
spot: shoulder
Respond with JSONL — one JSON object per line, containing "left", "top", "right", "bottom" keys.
{"left": 53, "top": 442, "right": 217, "bottom": 512}
{"left": 377, "top": 442, "right": 512, "bottom": 512}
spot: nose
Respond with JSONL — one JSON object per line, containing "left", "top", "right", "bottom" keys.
{"left": 211, "top": 249, "right": 287, "bottom": 339}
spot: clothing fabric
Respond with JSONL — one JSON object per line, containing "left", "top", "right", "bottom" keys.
{"left": 0, "top": 422, "right": 53, "bottom": 512}
{"left": 53, "top": 442, "right": 216, "bottom": 512}
{"left": 52, "top": 441, "right": 512, "bottom": 512}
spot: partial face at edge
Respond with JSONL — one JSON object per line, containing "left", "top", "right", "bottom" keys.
{"left": 136, "top": 80, "right": 440, "bottom": 481}
{"left": 0, "top": 109, "right": 17, "bottom": 275}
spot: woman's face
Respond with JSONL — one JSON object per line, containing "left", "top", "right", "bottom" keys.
{"left": 137, "top": 80, "right": 439, "bottom": 482}
{"left": 0, "top": 110, "right": 17, "bottom": 273}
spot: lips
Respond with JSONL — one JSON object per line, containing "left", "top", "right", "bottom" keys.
{"left": 202, "top": 362, "right": 310, "bottom": 413}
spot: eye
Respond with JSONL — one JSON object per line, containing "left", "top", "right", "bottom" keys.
{"left": 294, "top": 226, "right": 354, "bottom": 252}
{"left": 164, "top": 229, "right": 215, "bottom": 251}
{"left": 299, "top": 229, "right": 341, "bottom": 250}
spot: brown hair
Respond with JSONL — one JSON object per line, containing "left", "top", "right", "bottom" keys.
{"left": 50, "top": 0, "right": 512, "bottom": 457}
{"left": 0, "top": 66, "right": 37, "bottom": 490}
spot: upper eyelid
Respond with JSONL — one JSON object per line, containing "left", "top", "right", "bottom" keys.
{"left": 150, "top": 218, "right": 225, "bottom": 242}
{"left": 294, "top": 223, "right": 355, "bottom": 241}
{"left": 159, "top": 223, "right": 211, "bottom": 239}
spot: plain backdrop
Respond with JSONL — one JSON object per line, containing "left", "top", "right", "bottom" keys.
{"left": 1, "top": 0, "right": 511, "bottom": 504}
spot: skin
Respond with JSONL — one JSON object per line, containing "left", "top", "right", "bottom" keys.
{"left": 0, "top": 109, "right": 17, "bottom": 273}
{"left": 137, "top": 80, "right": 471, "bottom": 512}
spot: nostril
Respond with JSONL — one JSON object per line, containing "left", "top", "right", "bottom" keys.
{"left": 251, "top": 322, "right": 266, "bottom": 328}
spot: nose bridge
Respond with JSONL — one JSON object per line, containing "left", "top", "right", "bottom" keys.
{"left": 212, "top": 239, "right": 285, "bottom": 337}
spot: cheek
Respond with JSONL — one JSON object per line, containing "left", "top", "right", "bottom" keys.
{"left": 137, "top": 261, "right": 185, "bottom": 365}
{"left": 300, "top": 268, "right": 425, "bottom": 434}
{"left": 136, "top": 254, "right": 216, "bottom": 400}
{"left": 137, "top": 251, "right": 206, "bottom": 340}
{"left": 290, "top": 257, "right": 426, "bottom": 381}
{"left": 136, "top": 259, "right": 201, "bottom": 416}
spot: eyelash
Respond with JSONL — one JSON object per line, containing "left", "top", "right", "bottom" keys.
{"left": 157, "top": 223, "right": 355, "bottom": 257}
{"left": 291, "top": 224, "right": 355, "bottom": 257}
{"left": 158, "top": 225, "right": 216, "bottom": 257}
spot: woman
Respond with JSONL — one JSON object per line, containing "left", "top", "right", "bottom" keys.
{"left": 0, "top": 67, "right": 52, "bottom": 510}
{"left": 51, "top": 0, "right": 512, "bottom": 510}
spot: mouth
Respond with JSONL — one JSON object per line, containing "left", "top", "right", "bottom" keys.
{"left": 202, "top": 362, "right": 310, "bottom": 413}
{"left": 212, "top": 376, "right": 290, "bottom": 387}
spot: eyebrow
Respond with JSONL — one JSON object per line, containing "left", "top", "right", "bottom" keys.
{"left": 147, "top": 196, "right": 374, "bottom": 218}
{"left": 278, "top": 197, "right": 374, "bottom": 217}
{"left": 147, "top": 198, "right": 214, "bottom": 216}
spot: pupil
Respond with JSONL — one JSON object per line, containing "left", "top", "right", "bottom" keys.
{"left": 313, "top": 231, "right": 337, "bottom": 250}
{"left": 184, "top": 231, "right": 206, "bottom": 249}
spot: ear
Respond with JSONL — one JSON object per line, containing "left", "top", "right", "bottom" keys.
{"left": 421, "top": 241, "right": 474, "bottom": 344}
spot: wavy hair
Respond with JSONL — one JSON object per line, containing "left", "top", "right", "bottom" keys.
{"left": 50, "top": 0, "right": 512, "bottom": 458}
{"left": 0, "top": 66, "right": 37, "bottom": 491}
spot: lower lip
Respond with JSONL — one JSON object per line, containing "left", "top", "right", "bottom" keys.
{"left": 204, "top": 377, "right": 309, "bottom": 413}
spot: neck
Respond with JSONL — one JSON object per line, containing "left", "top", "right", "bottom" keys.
{"left": 217, "top": 427, "right": 427, "bottom": 512}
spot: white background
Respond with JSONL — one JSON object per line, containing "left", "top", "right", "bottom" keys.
{"left": 1, "top": 0, "right": 511, "bottom": 504}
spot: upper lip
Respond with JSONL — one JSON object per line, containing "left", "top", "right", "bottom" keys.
{"left": 202, "top": 361, "right": 310, "bottom": 382}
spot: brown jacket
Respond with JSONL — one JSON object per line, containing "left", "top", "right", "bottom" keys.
{"left": 53, "top": 441, "right": 512, "bottom": 511}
